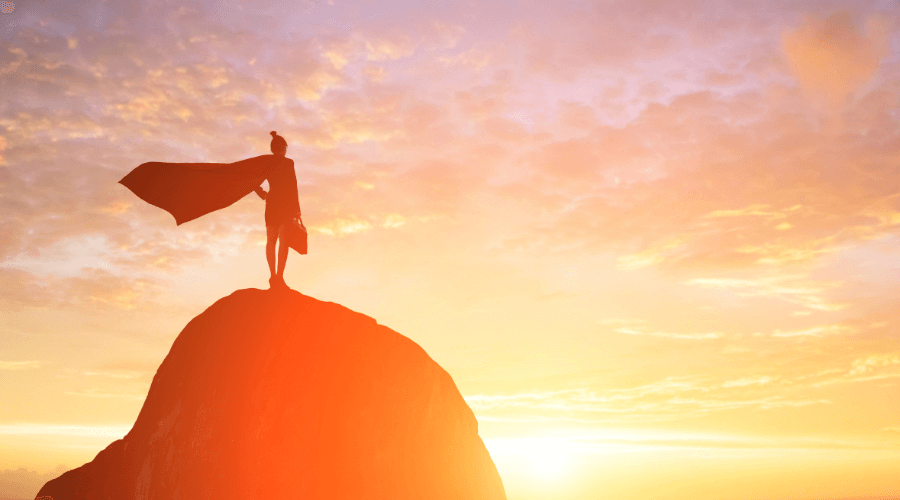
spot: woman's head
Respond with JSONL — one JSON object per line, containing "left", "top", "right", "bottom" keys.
{"left": 270, "top": 131, "right": 287, "bottom": 156}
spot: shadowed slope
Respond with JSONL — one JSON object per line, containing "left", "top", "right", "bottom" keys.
{"left": 36, "top": 289, "right": 506, "bottom": 500}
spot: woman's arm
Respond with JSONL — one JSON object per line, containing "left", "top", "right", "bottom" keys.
{"left": 254, "top": 186, "right": 267, "bottom": 200}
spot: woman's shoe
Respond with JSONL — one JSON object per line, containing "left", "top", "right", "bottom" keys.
{"left": 269, "top": 275, "right": 289, "bottom": 290}
{"left": 268, "top": 275, "right": 282, "bottom": 290}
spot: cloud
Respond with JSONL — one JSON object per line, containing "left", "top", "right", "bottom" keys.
{"left": 454, "top": 73, "right": 514, "bottom": 121}
{"left": 464, "top": 375, "right": 832, "bottom": 425}
{"left": 849, "top": 353, "right": 900, "bottom": 376}
{"left": 612, "top": 327, "right": 724, "bottom": 340}
{"left": 721, "top": 376, "right": 778, "bottom": 388}
{"left": 686, "top": 276, "right": 846, "bottom": 312}
{"left": 782, "top": 11, "right": 889, "bottom": 105}
{"left": 770, "top": 324, "right": 856, "bottom": 338}
{"left": 0, "top": 267, "right": 163, "bottom": 312}
{"left": 63, "top": 389, "right": 147, "bottom": 400}
{"left": 364, "top": 29, "right": 417, "bottom": 61}
{"left": 494, "top": 80, "right": 900, "bottom": 273}
{"left": 4, "top": 0, "right": 898, "bottom": 284}
{"left": 311, "top": 217, "right": 372, "bottom": 236}
{"left": 75, "top": 368, "right": 151, "bottom": 380}
{"left": 465, "top": 330, "right": 900, "bottom": 428}
{"left": 557, "top": 101, "right": 599, "bottom": 130}
{"left": 466, "top": 345, "right": 900, "bottom": 426}
{"left": 0, "top": 361, "right": 43, "bottom": 370}
{"left": 0, "top": 424, "right": 131, "bottom": 438}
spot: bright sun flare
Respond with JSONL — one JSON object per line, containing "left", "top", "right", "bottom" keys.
{"left": 528, "top": 437, "right": 571, "bottom": 478}
{"left": 486, "top": 437, "right": 576, "bottom": 481}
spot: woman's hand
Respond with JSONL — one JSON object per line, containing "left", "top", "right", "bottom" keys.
{"left": 254, "top": 186, "right": 267, "bottom": 200}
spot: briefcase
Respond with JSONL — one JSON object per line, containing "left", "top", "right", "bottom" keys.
{"left": 286, "top": 215, "right": 308, "bottom": 255}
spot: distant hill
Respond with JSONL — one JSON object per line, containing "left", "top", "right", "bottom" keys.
{"left": 0, "top": 466, "right": 67, "bottom": 500}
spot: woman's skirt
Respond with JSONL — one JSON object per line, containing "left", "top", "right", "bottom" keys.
{"left": 265, "top": 202, "right": 293, "bottom": 228}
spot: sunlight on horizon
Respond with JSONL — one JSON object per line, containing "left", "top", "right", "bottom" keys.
{"left": 484, "top": 431, "right": 900, "bottom": 500}
{"left": 485, "top": 436, "right": 581, "bottom": 483}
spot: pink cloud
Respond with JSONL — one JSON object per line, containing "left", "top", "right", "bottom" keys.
{"left": 782, "top": 11, "right": 890, "bottom": 106}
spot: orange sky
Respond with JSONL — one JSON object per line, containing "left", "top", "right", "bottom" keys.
{"left": 2, "top": 1, "right": 900, "bottom": 499}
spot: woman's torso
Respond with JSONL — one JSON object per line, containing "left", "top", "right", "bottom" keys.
{"left": 265, "top": 156, "right": 299, "bottom": 214}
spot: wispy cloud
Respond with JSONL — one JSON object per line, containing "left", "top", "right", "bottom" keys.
{"left": 770, "top": 324, "right": 856, "bottom": 338}
{"left": 850, "top": 353, "right": 900, "bottom": 375}
{"left": 686, "top": 276, "right": 846, "bottom": 311}
{"left": 0, "top": 361, "right": 43, "bottom": 370}
{"left": 467, "top": 349, "right": 900, "bottom": 425}
{"left": 63, "top": 390, "right": 146, "bottom": 401}
{"left": 782, "top": 11, "right": 889, "bottom": 105}
{"left": 0, "top": 267, "right": 164, "bottom": 312}
{"left": 612, "top": 327, "right": 724, "bottom": 340}
{"left": 467, "top": 389, "right": 831, "bottom": 425}
{"left": 465, "top": 375, "right": 832, "bottom": 425}
{"left": 0, "top": 424, "right": 131, "bottom": 438}
{"left": 721, "top": 376, "right": 779, "bottom": 388}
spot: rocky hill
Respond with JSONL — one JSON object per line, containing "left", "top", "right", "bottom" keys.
{"left": 36, "top": 288, "right": 506, "bottom": 500}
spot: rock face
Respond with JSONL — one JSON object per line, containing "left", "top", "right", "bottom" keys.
{"left": 37, "top": 289, "right": 506, "bottom": 500}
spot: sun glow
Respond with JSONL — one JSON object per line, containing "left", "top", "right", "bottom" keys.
{"left": 484, "top": 436, "right": 581, "bottom": 482}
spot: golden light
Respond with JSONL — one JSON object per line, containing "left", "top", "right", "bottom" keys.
{"left": 485, "top": 436, "right": 580, "bottom": 483}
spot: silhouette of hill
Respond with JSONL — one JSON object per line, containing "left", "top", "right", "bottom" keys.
{"left": 1, "top": 466, "right": 68, "bottom": 500}
{"left": 36, "top": 289, "right": 506, "bottom": 500}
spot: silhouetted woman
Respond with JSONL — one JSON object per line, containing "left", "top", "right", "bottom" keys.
{"left": 254, "top": 131, "right": 300, "bottom": 289}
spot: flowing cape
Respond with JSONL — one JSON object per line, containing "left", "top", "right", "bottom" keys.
{"left": 119, "top": 155, "right": 278, "bottom": 225}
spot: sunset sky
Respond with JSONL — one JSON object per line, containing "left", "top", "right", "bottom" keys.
{"left": 2, "top": 0, "right": 900, "bottom": 498}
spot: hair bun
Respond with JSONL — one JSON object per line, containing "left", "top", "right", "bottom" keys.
{"left": 270, "top": 131, "right": 277, "bottom": 137}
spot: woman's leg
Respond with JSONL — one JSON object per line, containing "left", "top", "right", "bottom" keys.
{"left": 276, "top": 224, "right": 289, "bottom": 277}
{"left": 266, "top": 225, "right": 278, "bottom": 279}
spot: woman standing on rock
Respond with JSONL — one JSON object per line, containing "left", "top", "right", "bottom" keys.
{"left": 120, "top": 131, "right": 304, "bottom": 290}
{"left": 254, "top": 131, "right": 301, "bottom": 290}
